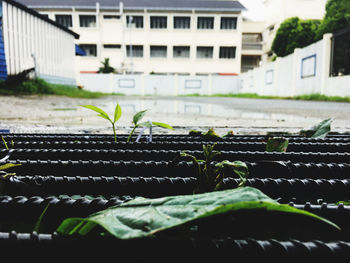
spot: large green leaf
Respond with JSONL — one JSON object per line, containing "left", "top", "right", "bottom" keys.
{"left": 80, "top": 105, "right": 112, "bottom": 123}
{"left": 57, "top": 187, "right": 339, "bottom": 239}
{"left": 300, "top": 118, "right": 333, "bottom": 138}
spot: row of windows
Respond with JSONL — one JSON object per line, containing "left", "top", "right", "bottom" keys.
{"left": 80, "top": 44, "right": 236, "bottom": 59}
{"left": 52, "top": 14, "right": 237, "bottom": 30}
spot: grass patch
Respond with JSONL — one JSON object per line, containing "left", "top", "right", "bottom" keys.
{"left": 183, "top": 93, "right": 350, "bottom": 103}
{"left": 0, "top": 77, "right": 108, "bottom": 98}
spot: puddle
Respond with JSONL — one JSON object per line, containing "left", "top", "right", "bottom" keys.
{"left": 92, "top": 97, "right": 318, "bottom": 123}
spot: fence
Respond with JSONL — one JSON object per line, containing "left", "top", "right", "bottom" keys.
{"left": 80, "top": 73, "right": 241, "bottom": 96}
{"left": 0, "top": 0, "right": 78, "bottom": 85}
{"left": 330, "top": 26, "right": 350, "bottom": 77}
{"left": 241, "top": 33, "right": 350, "bottom": 97}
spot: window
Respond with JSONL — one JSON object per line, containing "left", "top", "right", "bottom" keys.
{"left": 79, "top": 15, "right": 96, "bottom": 27}
{"left": 55, "top": 15, "right": 72, "bottom": 28}
{"left": 197, "top": 17, "right": 214, "bottom": 29}
{"left": 126, "top": 45, "right": 143, "bottom": 57}
{"left": 219, "top": 47, "right": 236, "bottom": 59}
{"left": 220, "top": 17, "right": 237, "bottom": 30}
{"left": 79, "top": 44, "right": 97, "bottom": 57}
{"left": 173, "top": 46, "right": 190, "bottom": 58}
{"left": 103, "top": 15, "right": 120, "bottom": 19}
{"left": 126, "top": 16, "right": 144, "bottom": 28}
{"left": 197, "top": 46, "right": 213, "bottom": 59}
{"left": 174, "top": 16, "right": 190, "bottom": 29}
{"left": 150, "top": 46, "right": 167, "bottom": 58}
{"left": 103, "top": 44, "right": 121, "bottom": 49}
{"left": 150, "top": 16, "right": 167, "bottom": 29}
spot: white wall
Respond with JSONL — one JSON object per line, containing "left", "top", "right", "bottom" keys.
{"left": 241, "top": 33, "right": 350, "bottom": 97}
{"left": 2, "top": 1, "right": 77, "bottom": 85}
{"left": 80, "top": 73, "right": 240, "bottom": 96}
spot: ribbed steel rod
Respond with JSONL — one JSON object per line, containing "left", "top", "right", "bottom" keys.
{"left": 3, "top": 159, "right": 350, "bottom": 179}
{"left": 5, "top": 176, "right": 350, "bottom": 201}
{"left": 2, "top": 149, "right": 349, "bottom": 162}
{"left": 0, "top": 231, "right": 349, "bottom": 260}
{"left": 6, "top": 140, "right": 350, "bottom": 153}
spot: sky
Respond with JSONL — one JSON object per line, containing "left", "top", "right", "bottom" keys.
{"left": 239, "top": 0, "right": 265, "bottom": 21}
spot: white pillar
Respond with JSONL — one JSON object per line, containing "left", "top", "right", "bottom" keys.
{"left": 320, "top": 33, "right": 332, "bottom": 95}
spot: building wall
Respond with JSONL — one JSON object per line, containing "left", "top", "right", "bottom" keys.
{"left": 40, "top": 8, "right": 243, "bottom": 76}
{"left": 1, "top": 1, "right": 77, "bottom": 85}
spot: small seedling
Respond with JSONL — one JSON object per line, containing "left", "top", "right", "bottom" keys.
{"left": 127, "top": 109, "right": 174, "bottom": 142}
{"left": 266, "top": 137, "right": 289, "bottom": 152}
{"left": 0, "top": 163, "right": 22, "bottom": 195}
{"left": 300, "top": 118, "right": 333, "bottom": 138}
{"left": 180, "top": 143, "right": 249, "bottom": 193}
{"left": 1, "top": 136, "right": 8, "bottom": 150}
{"left": 80, "top": 104, "right": 122, "bottom": 142}
{"left": 189, "top": 128, "right": 233, "bottom": 140}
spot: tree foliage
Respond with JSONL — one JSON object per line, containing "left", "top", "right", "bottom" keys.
{"left": 98, "top": 58, "right": 115, "bottom": 73}
{"left": 271, "top": 17, "right": 321, "bottom": 57}
{"left": 316, "top": 0, "right": 350, "bottom": 40}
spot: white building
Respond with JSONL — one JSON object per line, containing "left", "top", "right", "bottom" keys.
{"left": 19, "top": 0, "right": 246, "bottom": 76}
{"left": 1, "top": 0, "right": 79, "bottom": 85}
{"left": 262, "top": 0, "right": 327, "bottom": 61}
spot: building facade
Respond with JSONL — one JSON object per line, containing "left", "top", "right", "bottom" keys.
{"left": 1, "top": 0, "right": 78, "bottom": 84}
{"left": 19, "top": 0, "right": 245, "bottom": 76}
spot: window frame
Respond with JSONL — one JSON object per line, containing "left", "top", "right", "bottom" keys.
{"left": 150, "top": 45, "right": 168, "bottom": 58}
{"left": 173, "top": 46, "right": 190, "bottom": 59}
{"left": 196, "top": 46, "right": 214, "bottom": 59}
{"left": 55, "top": 14, "right": 73, "bottom": 28}
{"left": 79, "top": 44, "right": 97, "bottom": 57}
{"left": 150, "top": 16, "right": 168, "bottom": 29}
{"left": 126, "top": 15, "right": 144, "bottom": 28}
{"left": 79, "top": 14, "right": 97, "bottom": 28}
{"left": 219, "top": 46, "right": 236, "bottom": 59}
{"left": 173, "top": 16, "right": 191, "bottom": 29}
{"left": 126, "top": 45, "right": 144, "bottom": 58}
{"left": 197, "top": 17, "right": 214, "bottom": 30}
{"left": 220, "top": 17, "right": 237, "bottom": 30}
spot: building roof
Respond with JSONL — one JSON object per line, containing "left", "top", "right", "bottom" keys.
{"left": 17, "top": 0, "right": 246, "bottom": 12}
{"left": 6, "top": 0, "right": 79, "bottom": 39}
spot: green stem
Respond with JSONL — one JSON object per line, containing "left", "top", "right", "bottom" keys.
{"left": 112, "top": 123, "right": 117, "bottom": 142}
{"left": 127, "top": 126, "right": 137, "bottom": 142}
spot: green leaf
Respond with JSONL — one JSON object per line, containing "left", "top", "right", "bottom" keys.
{"left": 57, "top": 187, "right": 339, "bottom": 239}
{"left": 151, "top": 122, "right": 174, "bottom": 130}
{"left": 266, "top": 137, "right": 289, "bottom": 152}
{"left": 113, "top": 104, "right": 122, "bottom": 124}
{"left": 216, "top": 160, "right": 249, "bottom": 187}
{"left": 203, "top": 128, "right": 221, "bottom": 140}
{"left": 300, "top": 118, "right": 333, "bottom": 138}
{"left": 80, "top": 105, "right": 112, "bottom": 123}
{"left": 132, "top": 110, "right": 148, "bottom": 125}
{"left": 0, "top": 163, "right": 21, "bottom": 171}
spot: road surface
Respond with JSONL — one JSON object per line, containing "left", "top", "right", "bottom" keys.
{"left": 0, "top": 95, "right": 349, "bottom": 135}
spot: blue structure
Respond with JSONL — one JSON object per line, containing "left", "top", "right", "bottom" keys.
{"left": 0, "top": 3, "right": 7, "bottom": 80}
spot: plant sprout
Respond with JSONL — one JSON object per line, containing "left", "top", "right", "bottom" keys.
{"left": 80, "top": 104, "right": 122, "bottom": 142}
{"left": 127, "top": 109, "right": 174, "bottom": 142}
{"left": 266, "top": 137, "right": 289, "bottom": 152}
{"left": 180, "top": 143, "right": 249, "bottom": 194}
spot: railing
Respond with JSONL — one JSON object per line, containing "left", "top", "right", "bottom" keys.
{"left": 242, "top": 42, "right": 263, "bottom": 50}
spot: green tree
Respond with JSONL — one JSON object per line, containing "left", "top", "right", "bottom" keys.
{"left": 271, "top": 17, "right": 320, "bottom": 57}
{"left": 98, "top": 58, "right": 115, "bottom": 73}
{"left": 316, "top": 0, "right": 350, "bottom": 40}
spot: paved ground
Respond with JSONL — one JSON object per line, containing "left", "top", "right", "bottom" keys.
{"left": 0, "top": 95, "right": 349, "bottom": 135}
